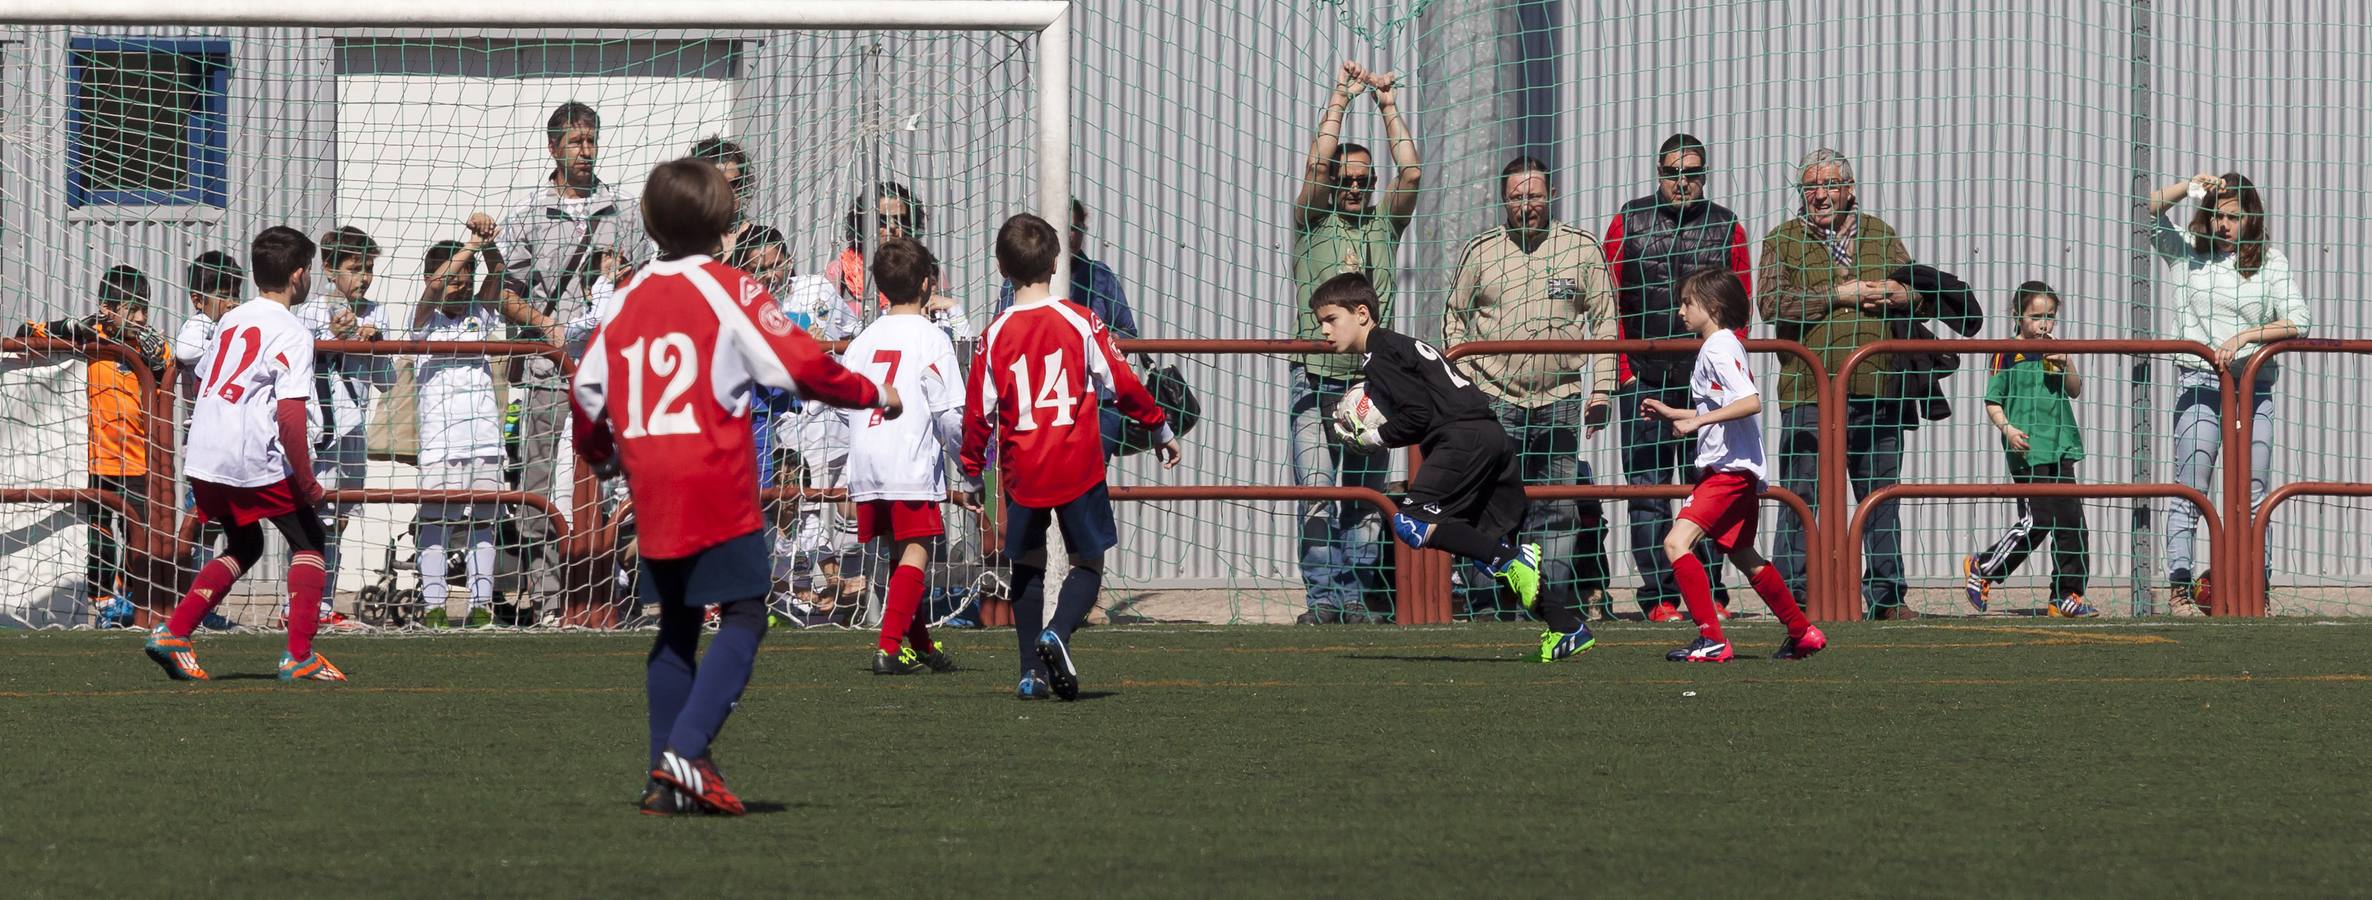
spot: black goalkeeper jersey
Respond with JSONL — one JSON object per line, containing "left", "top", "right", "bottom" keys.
{"left": 1361, "top": 327, "right": 1499, "bottom": 450}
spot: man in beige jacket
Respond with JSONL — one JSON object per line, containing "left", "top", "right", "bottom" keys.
{"left": 1443, "top": 156, "right": 1616, "bottom": 619}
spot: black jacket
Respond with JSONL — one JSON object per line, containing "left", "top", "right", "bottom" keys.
{"left": 1883, "top": 264, "right": 1984, "bottom": 423}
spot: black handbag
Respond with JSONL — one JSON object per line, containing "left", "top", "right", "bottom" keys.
{"left": 1114, "top": 354, "right": 1200, "bottom": 456}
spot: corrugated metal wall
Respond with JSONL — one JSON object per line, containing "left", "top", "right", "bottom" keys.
{"left": 1045, "top": 0, "right": 2371, "bottom": 605}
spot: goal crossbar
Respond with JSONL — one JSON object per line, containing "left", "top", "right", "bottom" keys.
{"left": 0, "top": 0, "right": 1075, "bottom": 286}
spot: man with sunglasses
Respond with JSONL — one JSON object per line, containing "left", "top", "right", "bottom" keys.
{"left": 1601, "top": 133, "right": 1755, "bottom": 621}
{"left": 1287, "top": 60, "right": 1424, "bottom": 625}
{"left": 1757, "top": 147, "right": 1917, "bottom": 619}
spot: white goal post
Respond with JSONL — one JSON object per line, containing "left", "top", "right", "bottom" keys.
{"left": 0, "top": 0, "right": 1076, "bottom": 288}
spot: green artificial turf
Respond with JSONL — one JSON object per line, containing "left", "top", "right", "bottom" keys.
{"left": 4, "top": 621, "right": 2368, "bottom": 898}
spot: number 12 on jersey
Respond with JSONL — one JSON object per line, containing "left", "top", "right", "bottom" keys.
{"left": 618, "top": 333, "right": 700, "bottom": 438}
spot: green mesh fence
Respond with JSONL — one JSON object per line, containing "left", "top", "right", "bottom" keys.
{"left": 1, "top": 1, "right": 2367, "bottom": 630}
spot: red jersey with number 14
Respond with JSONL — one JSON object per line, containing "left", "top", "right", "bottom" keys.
{"left": 960, "top": 297, "right": 1168, "bottom": 508}
{"left": 571, "top": 256, "right": 883, "bottom": 559}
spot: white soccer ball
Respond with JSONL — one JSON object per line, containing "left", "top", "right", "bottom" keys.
{"left": 1333, "top": 384, "right": 1388, "bottom": 437}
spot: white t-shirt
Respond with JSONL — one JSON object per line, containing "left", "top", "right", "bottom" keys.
{"left": 412, "top": 302, "right": 505, "bottom": 465}
{"left": 842, "top": 313, "right": 965, "bottom": 501}
{"left": 297, "top": 290, "right": 392, "bottom": 444}
{"left": 1690, "top": 328, "right": 1765, "bottom": 480}
{"left": 183, "top": 299, "right": 315, "bottom": 488}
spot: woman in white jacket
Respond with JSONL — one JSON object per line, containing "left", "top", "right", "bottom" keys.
{"left": 2145, "top": 172, "right": 2309, "bottom": 613}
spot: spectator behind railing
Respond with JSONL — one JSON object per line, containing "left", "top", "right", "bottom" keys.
{"left": 18, "top": 264, "right": 167, "bottom": 627}
{"left": 1603, "top": 133, "right": 1752, "bottom": 620}
{"left": 297, "top": 225, "right": 392, "bottom": 631}
{"left": 1757, "top": 147, "right": 1918, "bottom": 619}
{"left": 1963, "top": 282, "right": 2096, "bottom": 618}
{"left": 1443, "top": 155, "right": 1615, "bottom": 620}
{"left": 2145, "top": 171, "right": 2311, "bottom": 614}
{"left": 409, "top": 214, "right": 511, "bottom": 629}
{"left": 1286, "top": 60, "right": 1421, "bottom": 626}
{"left": 495, "top": 100, "right": 649, "bottom": 609}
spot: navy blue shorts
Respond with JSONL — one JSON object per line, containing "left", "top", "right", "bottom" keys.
{"left": 1004, "top": 482, "right": 1119, "bottom": 562}
{"left": 640, "top": 529, "right": 771, "bottom": 608}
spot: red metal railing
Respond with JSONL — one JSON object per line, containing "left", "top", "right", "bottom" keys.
{"left": 2231, "top": 340, "right": 2372, "bottom": 617}
{"left": 23, "top": 329, "right": 2350, "bottom": 626}
{"left": 2, "top": 338, "right": 180, "bottom": 623}
{"left": 1446, "top": 340, "right": 1840, "bottom": 617}
{"left": 1842, "top": 483, "right": 2221, "bottom": 616}
{"left": 1831, "top": 339, "right": 2235, "bottom": 617}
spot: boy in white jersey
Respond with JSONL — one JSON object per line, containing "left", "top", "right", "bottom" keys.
{"left": 1640, "top": 267, "right": 1824, "bottom": 663}
{"left": 845, "top": 237, "right": 973, "bottom": 674}
{"left": 294, "top": 226, "right": 390, "bottom": 629}
{"left": 144, "top": 227, "right": 345, "bottom": 682}
{"left": 410, "top": 214, "right": 509, "bottom": 627}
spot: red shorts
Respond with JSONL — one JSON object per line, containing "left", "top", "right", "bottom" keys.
{"left": 1677, "top": 471, "right": 1761, "bottom": 552}
{"left": 190, "top": 478, "right": 303, "bottom": 527}
{"left": 855, "top": 499, "right": 946, "bottom": 542}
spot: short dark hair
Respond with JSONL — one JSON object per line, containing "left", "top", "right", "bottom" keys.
{"left": 844, "top": 181, "right": 924, "bottom": 248}
{"left": 2013, "top": 279, "right": 2062, "bottom": 313}
{"left": 729, "top": 223, "right": 786, "bottom": 270}
{"left": 870, "top": 237, "right": 939, "bottom": 305}
{"left": 1659, "top": 132, "right": 1707, "bottom": 165}
{"left": 1307, "top": 271, "right": 1380, "bottom": 320}
{"left": 690, "top": 135, "right": 751, "bottom": 192}
{"left": 995, "top": 213, "right": 1062, "bottom": 285}
{"left": 1500, "top": 155, "right": 1552, "bottom": 190}
{"left": 1071, "top": 198, "right": 1088, "bottom": 228}
{"left": 249, "top": 227, "right": 316, "bottom": 292}
{"left": 424, "top": 239, "right": 476, "bottom": 281}
{"left": 318, "top": 225, "right": 380, "bottom": 269}
{"left": 641, "top": 158, "right": 737, "bottom": 258}
{"left": 546, "top": 100, "right": 599, "bottom": 144}
{"left": 1327, "top": 143, "right": 1373, "bottom": 182}
{"left": 186, "top": 251, "right": 244, "bottom": 299}
{"left": 98, "top": 265, "right": 149, "bottom": 308}
{"left": 1677, "top": 265, "right": 1750, "bottom": 330}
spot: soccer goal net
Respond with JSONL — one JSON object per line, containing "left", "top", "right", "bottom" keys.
{"left": 0, "top": 1, "right": 1068, "bottom": 629}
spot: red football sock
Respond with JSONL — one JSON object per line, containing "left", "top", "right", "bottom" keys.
{"left": 285, "top": 552, "right": 326, "bottom": 661}
{"left": 1672, "top": 554, "right": 1727, "bottom": 643}
{"left": 878, "top": 565, "right": 926, "bottom": 655}
{"left": 906, "top": 593, "right": 936, "bottom": 654}
{"left": 1748, "top": 563, "right": 1812, "bottom": 637}
{"left": 166, "top": 557, "right": 246, "bottom": 637}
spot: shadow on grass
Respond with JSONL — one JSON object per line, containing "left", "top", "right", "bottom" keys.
{"left": 1340, "top": 654, "right": 1527, "bottom": 664}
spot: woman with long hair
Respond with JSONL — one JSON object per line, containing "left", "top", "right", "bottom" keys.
{"left": 2145, "top": 171, "right": 2310, "bottom": 613}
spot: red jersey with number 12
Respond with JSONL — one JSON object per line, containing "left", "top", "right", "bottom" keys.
{"left": 571, "top": 256, "right": 882, "bottom": 559}
{"left": 960, "top": 297, "right": 1168, "bottom": 508}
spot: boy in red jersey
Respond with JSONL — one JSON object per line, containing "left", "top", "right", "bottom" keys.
{"left": 143, "top": 227, "right": 345, "bottom": 683}
{"left": 960, "top": 213, "right": 1180, "bottom": 701}
{"left": 1640, "top": 267, "right": 1824, "bottom": 662}
{"left": 573, "top": 159, "right": 899, "bottom": 815}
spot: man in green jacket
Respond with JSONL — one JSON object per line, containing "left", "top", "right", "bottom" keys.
{"left": 1286, "top": 60, "right": 1422, "bottom": 625}
{"left": 1756, "top": 148, "right": 1918, "bottom": 619}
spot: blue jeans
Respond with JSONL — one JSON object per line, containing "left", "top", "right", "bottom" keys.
{"left": 2167, "top": 368, "right": 2275, "bottom": 580}
{"left": 1288, "top": 367, "right": 1386, "bottom": 611}
{"left": 1773, "top": 399, "right": 1907, "bottom": 613}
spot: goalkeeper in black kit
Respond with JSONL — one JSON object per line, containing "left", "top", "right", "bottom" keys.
{"left": 1312, "top": 271, "right": 1596, "bottom": 661}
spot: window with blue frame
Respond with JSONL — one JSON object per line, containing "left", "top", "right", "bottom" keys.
{"left": 66, "top": 38, "right": 230, "bottom": 209}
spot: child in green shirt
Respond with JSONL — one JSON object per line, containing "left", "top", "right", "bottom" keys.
{"left": 1963, "top": 282, "right": 2095, "bottom": 617}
